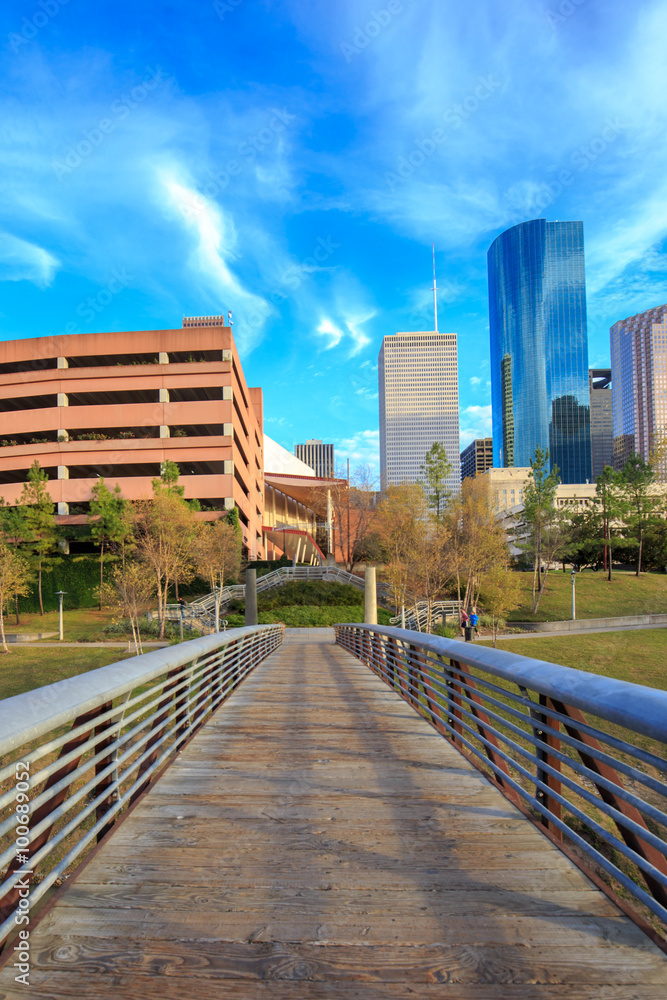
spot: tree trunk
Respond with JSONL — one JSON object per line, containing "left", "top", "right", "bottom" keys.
{"left": 0, "top": 603, "right": 9, "bottom": 653}
{"left": 14, "top": 588, "right": 19, "bottom": 626}
{"left": 38, "top": 560, "right": 44, "bottom": 616}
{"left": 636, "top": 520, "right": 642, "bottom": 577}
{"left": 99, "top": 542, "right": 104, "bottom": 611}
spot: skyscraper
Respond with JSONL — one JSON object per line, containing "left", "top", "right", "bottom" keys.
{"left": 378, "top": 331, "right": 460, "bottom": 492}
{"left": 294, "top": 439, "right": 334, "bottom": 478}
{"left": 589, "top": 369, "right": 613, "bottom": 478}
{"left": 610, "top": 304, "right": 667, "bottom": 480}
{"left": 488, "top": 219, "right": 592, "bottom": 484}
{"left": 460, "top": 438, "right": 493, "bottom": 481}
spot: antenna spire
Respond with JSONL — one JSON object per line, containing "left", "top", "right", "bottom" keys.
{"left": 432, "top": 244, "right": 438, "bottom": 333}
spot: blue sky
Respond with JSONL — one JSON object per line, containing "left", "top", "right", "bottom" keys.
{"left": 1, "top": 0, "right": 666, "bottom": 474}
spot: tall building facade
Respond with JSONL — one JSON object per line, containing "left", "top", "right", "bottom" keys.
{"left": 294, "top": 439, "right": 334, "bottom": 478}
{"left": 460, "top": 438, "right": 493, "bottom": 481}
{"left": 378, "top": 331, "right": 460, "bottom": 493}
{"left": 589, "top": 369, "right": 613, "bottom": 478}
{"left": 0, "top": 321, "right": 266, "bottom": 558}
{"left": 488, "top": 219, "right": 592, "bottom": 484}
{"left": 610, "top": 304, "right": 667, "bottom": 480}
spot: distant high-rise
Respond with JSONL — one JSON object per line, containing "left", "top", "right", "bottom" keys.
{"left": 460, "top": 438, "right": 493, "bottom": 481}
{"left": 610, "top": 305, "right": 667, "bottom": 480}
{"left": 589, "top": 369, "right": 613, "bottom": 478}
{"left": 294, "top": 439, "right": 334, "bottom": 478}
{"left": 488, "top": 219, "right": 592, "bottom": 484}
{"left": 379, "top": 331, "right": 460, "bottom": 492}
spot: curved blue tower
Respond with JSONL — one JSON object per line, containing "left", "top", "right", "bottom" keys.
{"left": 488, "top": 219, "right": 592, "bottom": 484}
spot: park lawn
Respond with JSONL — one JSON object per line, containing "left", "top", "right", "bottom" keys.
{"left": 2, "top": 608, "right": 119, "bottom": 641}
{"left": 478, "top": 630, "right": 667, "bottom": 690}
{"left": 0, "top": 647, "right": 134, "bottom": 701}
{"left": 507, "top": 569, "right": 667, "bottom": 622}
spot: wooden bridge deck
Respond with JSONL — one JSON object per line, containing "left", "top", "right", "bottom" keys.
{"left": 1, "top": 632, "right": 665, "bottom": 998}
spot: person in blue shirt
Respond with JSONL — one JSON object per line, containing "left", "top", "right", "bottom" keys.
{"left": 469, "top": 608, "right": 479, "bottom": 631}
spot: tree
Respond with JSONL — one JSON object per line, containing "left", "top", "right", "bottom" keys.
{"left": 0, "top": 499, "right": 32, "bottom": 624}
{"left": 0, "top": 542, "right": 30, "bottom": 653}
{"left": 617, "top": 454, "right": 659, "bottom": 576}
{"left": 419, "top": 443, "right": 452, "bottom": 521}
{"left": 443, "top": 476, "right": 509, "bottom": 611}
{"left": 89, "top": 479, "right": 131, "bottom": 609}
{"left": 480, "top": 567, "right": 523, "bottom": 647}
{"left": 134, "top": 491, "right": 199, "bottom": 638}
{"left": 19, "top": 460, "right": 58, "bottom": 616}
{"left": 194, "top": 515, "right": 242, "bottom": 630}
{"left": 311, "top": 464, "right": 378, "bottom": 572}
{"left": 593, "top": 465, "right": 624, "bottom": 580}
{"left": 101, "top": 561, "right": 156, "bottom": 655}
{"left": 522, "top": 447, "right": 561, "bottom": 613}
{"left": 373, "top": 482, "right": 428, "bottom": 612}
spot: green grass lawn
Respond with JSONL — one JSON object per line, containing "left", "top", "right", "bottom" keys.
{"left": 2, "top": 607, "right": 119, "bottom": 641}
{"left": 0, "top": 647, "right": 134, "bottom": 701}
{"left": 507, "top": 570, "right": 667, "bottom": 622}
{"left": 478, "top": 630, "right": 667, "bottom": 691}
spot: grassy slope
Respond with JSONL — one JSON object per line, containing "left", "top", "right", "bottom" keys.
{"left": 479, "top": 630, "right": 667, "bottom": 691}
{"left": 0, "top": 647, "right": 133, "bottom": 701}
{"left": 507, "top": 570, "right": 667, "bottom": 621}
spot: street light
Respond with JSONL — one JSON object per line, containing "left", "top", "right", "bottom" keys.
{"left": 56, "top": 591, "right": 67, "bottom": 641}
{"left": 570, "top": 569, "right": 576, "bottom": 621}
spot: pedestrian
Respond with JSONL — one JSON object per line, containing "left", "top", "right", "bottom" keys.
{"left": 469, "top": 607, "right": 479, "bottom": 633}
{"left": 460, "top": 607, "right": 469, "bottom": 637}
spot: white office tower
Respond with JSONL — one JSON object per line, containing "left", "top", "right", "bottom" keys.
{"left": 379, "top": 331, "right": 461, "bottom": 492}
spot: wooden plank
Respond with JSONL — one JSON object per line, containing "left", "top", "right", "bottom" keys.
{"left": 0, "top": 634, "right": 665, "bottom": 997}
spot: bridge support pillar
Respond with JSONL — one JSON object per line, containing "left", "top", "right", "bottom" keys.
{"left": 364, "top": 565, "right": 377, "bottom": 625}
{"left": 245, "top": 569, "right": 258, "bottom": 626}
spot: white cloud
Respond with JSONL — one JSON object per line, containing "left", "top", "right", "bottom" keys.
{"left": 469, "top": 375, "right": 482, "bottom": 386}
{"left": 316, "top": 317, "right": 344, "bottom": 349}
{"left": 162, "top": 173, "right": 271, "bottom": 353}
{"left": 0, "top": 233, "right": 59, "bottom": 287}
{"left": 335, "top": 429, "right": 380, "bottom": 471}
{"left": 459, "top": 404, "right": 492, "bottom": 449}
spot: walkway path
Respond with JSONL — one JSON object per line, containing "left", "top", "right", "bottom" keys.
{"left": 1, "top": 632, "right": 664, "bottom": 997}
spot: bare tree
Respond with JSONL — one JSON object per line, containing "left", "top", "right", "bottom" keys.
{"left": 134, "top": 492, "right": 199, "bottom": 638}
{"left": 101, "top": 561, "right": 156, "bottom": 655}
{"left": 0, "top": 542, "right": 30, "bottom": 654}
{"left": 194, "top": 516, "right": 242, "bottom": 630}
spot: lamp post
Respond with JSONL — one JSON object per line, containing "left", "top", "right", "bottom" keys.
{"left": 56, "top": 591, "right": 66, "bottom": 641}
{"left": 570, "top": 569, "right": 576, "bottom": 621}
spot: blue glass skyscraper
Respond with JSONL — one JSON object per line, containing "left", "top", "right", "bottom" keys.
{"left": 488, "top": 219, "right": 592, "bottom": 484}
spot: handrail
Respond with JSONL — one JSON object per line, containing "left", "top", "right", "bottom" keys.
{"left": 389, "top": 600, "right": 461, "bottom": 630}
{"left": 0, "top": 625, "right": 283, "bottom": 948}
{"left": 335, "top": 623, "right": 667, "bottom": 929}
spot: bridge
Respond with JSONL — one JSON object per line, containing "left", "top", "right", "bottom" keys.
{"left": 0, "top": 625, "right": 666, "bottom": 995}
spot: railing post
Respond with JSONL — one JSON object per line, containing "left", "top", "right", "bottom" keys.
{"left": 535, "top": 694, "right": 563, "bottom": 840}
{"left": 551, "top": 698, "right": 667, "bottom": 910}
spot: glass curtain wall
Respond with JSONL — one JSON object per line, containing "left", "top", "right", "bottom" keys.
{"left": 488, "top": 219, "right": 592, "bottom": 484}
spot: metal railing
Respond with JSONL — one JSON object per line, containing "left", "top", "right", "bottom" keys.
{"left": 335, "top": 623, "right": 667, "bottom": 929}
{"left": 0, "top": 624, "right": 283, "bottom": 948}
{"left": 160, "top": 567, "right": 393, "bottom": 625}
{"left": 389, "top": 600, "right": 461, "bottom": 631}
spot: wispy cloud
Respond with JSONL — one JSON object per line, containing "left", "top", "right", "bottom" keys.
{"left": 335, "top": 428, "right": 380, "bottom": 471}
{"left": 0, "top": 232, "right": 59, "bottom": 287}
